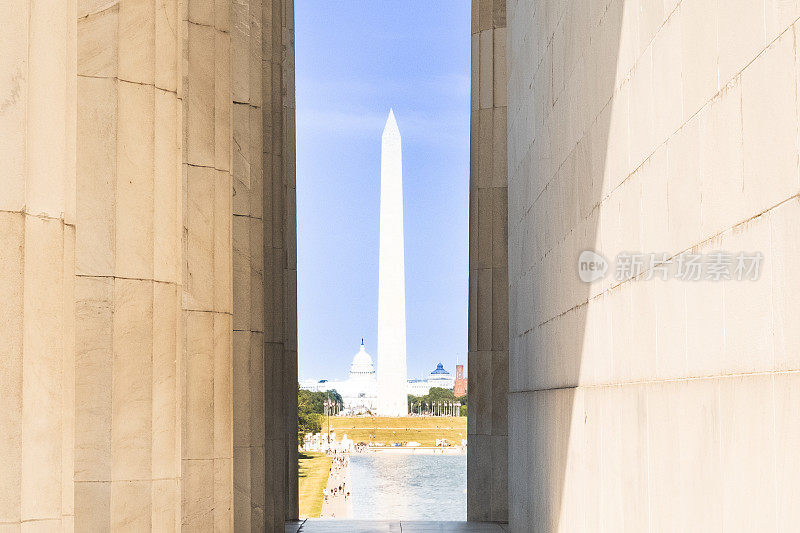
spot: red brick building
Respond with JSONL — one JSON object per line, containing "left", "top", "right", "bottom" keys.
{"left": 454, "top": 364, "right": 467, "bottom": 397}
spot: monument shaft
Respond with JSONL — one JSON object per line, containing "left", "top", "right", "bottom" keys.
{"left": 377, "top": 110, "right": 408, "bottom": 416}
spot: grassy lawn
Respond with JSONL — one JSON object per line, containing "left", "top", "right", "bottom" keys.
{"left": 298, "top": 452, "right": 332, "bottom": 518}
{"left": 328, "top": 416, "right": 467, "bottom": 447}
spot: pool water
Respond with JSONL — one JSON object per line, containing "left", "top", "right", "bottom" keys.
{"left": 348, "top": 453, "right": 467, "bottom": 520}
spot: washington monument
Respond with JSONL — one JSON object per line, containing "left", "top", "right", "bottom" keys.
{"left": 377, "top": 109, "right": 408, "bottom": 416}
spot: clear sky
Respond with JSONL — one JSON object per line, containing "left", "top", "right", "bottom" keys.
{"left": 295, "top": 1, "right": 471, "bottom": 382}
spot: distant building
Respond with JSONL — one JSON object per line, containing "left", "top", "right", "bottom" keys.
{"left": 302, "top": 346, "right": 462, "bottom": 413}
{"left": 407, "top": 362, "right": 456, "bottom": 396}
{"left": 299, "top": 340, "right": 378, "bottom": 415}
{"left": 406, "top": 378, "right": 431, "bottom": 396}
{"left": 454, "top": 364, "right": 467, "bottom": 397}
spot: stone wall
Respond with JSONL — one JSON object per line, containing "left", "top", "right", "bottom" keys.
{"left": 468, "top": 0, "right": 509, "bottom": 523}
{"left": 507, "top": 0, "right": 800, "bottom": 530}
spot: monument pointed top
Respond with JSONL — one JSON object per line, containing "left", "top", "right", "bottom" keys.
{"left": 383, "top": 108, "right": 400, "bottom": 139}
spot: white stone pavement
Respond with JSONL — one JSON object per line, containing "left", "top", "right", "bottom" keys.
{"left": 319, "top": 454, "right": 353, "bottom": 519}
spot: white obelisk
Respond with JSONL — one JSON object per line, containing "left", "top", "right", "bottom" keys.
{"left": 377, "top": 109, "right": 408, "bottom": 416}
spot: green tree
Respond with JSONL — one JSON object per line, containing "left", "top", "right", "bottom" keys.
{"left": 426, "top": 387, "right": 457, "bottom": 402}
{"left": 297, "top": 386, "right": 342, "bottom": 443}
{"left": 298, "top": 388, "right": 343, "bottom": 414}
{"left": 298, "top": 411, "right": 322, "bottom": 440}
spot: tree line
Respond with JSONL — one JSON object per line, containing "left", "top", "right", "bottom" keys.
{"left": 297, "top": 386, "right": 343, "bottom": 442}
{"left": 408, "top": 387, "right": 468, "bottom": 417}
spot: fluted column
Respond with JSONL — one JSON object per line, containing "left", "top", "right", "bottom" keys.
{"left": 181, "top": 0, "right": 234, "bottom": 529}
{"left": 468, "top": 0, "right": 508, "bottom": 523}
{"left": 0, "top": 0, "right": 76, "bottom": 528}
{"left": 262, "top": 0, "right": 297, "bottom": 529}
{"left": 74, "top": 0, "right": 183, "bottom": 530}
{"left": 231, "top": 0, "right": 267, "bottom": 529}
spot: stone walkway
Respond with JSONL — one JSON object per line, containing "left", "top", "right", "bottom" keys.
{"left": 287, "top": 520, "right": 508, "bottom": 532}
{"left": 318, "top": 454, "right": 352, "bottom": 519}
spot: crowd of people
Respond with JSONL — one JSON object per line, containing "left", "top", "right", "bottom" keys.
{"left": 321, "top": 452, "right": 351, "bottom": 518}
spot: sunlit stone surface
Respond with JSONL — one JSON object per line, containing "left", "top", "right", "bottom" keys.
{"left": 0, "top": 1, "right": 76, "bottom": 527}
{"left": 506, "top": 0, "right": 800, "bottom": 531}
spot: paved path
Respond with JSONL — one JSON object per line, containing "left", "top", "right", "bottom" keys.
{"left": 318, "top": 454, "right": 352, "bottom": 519}
{"left": 287, "top": 520, "right": 508, "bottom": 532}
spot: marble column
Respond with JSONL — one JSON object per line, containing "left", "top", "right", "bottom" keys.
{"left": 231, "top": 0, "right": 267, "bottom": 529}
{"left": 0, "top": 0, "right": 76, "bottom": 528}
{"left": 468, "top": 0, "right": 508, "bottom": 523}
{"left": 262, "top": 0, "right": 298, "bottom": 529}
{"left": 181, "top": 0, "right": 234, "bottom": 530}
{"left": 75, "top": 0, "right": 183, "bottom": 529}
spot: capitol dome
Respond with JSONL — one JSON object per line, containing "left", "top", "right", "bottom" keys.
{"left": 349, "top": 339, "right": 376, "bottom": 380}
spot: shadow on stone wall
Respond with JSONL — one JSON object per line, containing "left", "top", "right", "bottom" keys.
{"left": 508, "top": 0, "right": 625, "bottom": 529}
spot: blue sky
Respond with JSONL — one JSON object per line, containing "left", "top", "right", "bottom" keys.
{"left": 295, "top": 1, "right": 471, "bottom": 381}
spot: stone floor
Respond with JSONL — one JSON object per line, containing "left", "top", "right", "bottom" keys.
{"left": 286, "top": 520, "right": 508, "bottom": 532}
